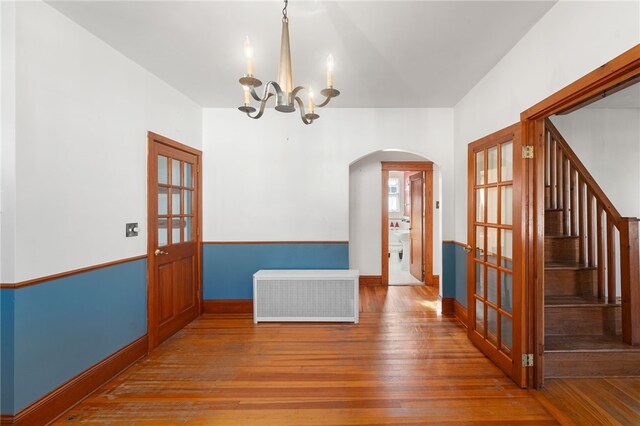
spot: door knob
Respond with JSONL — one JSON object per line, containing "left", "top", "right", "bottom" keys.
{"left": 154, "top": 249, "right": 168, "bottom": 256}
{"left": 464, "top": 245, "right": 472, "bottom": 253}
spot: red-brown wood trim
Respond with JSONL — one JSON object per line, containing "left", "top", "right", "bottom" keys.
{"left": 620, "top": 218, "right": 640, "bottom": 345}
{"left": 359, "top": 275, "right": 383, "bottom": 286}
{"left": 521, "top": 45, "right": 640, "bottom": 389}
{"left": 202, "top": 299, "right": 253, "bottom": 314}
{"left": 0, "top": 255, "right": 147, "bottom": 290}
{"left": 147, "top": 131, "right": 202, "bottom": 156}
{"left": 202, "top": 241, "right": 349, "bottom": 245}
{"left": 431, "top": 275, "right": 440, "bottom": 287}
{"left": 454, "top": 300, "right": 468, "bottom": 328}
{"left": 442, "top": 240, "right": 467, "bottom": 248}
{"left": 381, "top": 162, "right": 435, "bottom": 287}
{"left": 440, "top": 296, "right": 455, "bottom": 316}
{"left": 381, "top": 169, "right": 390, "bottom": 285}
{"left": 381, "top": 162, "right": 434, "bottom": 171}
{"left": 6, "top": 336, "right": 148, "bottom": 426}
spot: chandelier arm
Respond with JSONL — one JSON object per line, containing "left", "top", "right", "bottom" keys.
{"left": 291, "top": 86, "right": 305, "bottom": 99}
{"left": 246, "top": 93, "right": 275, "bottom": 119}
{"left": 292, "top": 85, "right": 332, "bottom": 109}
{"left": 315, "top": 96, "right": 333, "bottom": 108}
{"left": 293, "top": 96, "right": 314, "bottom": 125}
{"left": 248, "top": 81, "right": 285, "bottom": 105}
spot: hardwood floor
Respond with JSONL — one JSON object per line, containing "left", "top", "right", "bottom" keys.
{"left": 57, "top": 285, "right": 559, "bottom": 425}
{"left": 531, "top": 378, "right": 640, "bottom": 425}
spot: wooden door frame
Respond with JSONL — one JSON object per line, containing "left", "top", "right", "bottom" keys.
{"left": 147, "top": 131, "right": 203, "bottom": 350}
{"left": 467, "top": 123, "right": 525, "bottom": 387}
{"left": 520, "top": 45, "right": 640, "bottom": 389}
{"left": 381, "top": 161, "right": 434, "bottom": 286}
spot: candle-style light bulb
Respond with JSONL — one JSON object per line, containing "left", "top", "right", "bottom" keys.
{"left": 244, "top": 36, "right": 254, "bottom": 76}
{"left": 326, "top": 54, "right": 334, "bottom": 88}
{"left": 308, "top": 87, "right": 315, "bottom": 114}
{"left": 243, "top": 85, "right": 251, "bottom": 106}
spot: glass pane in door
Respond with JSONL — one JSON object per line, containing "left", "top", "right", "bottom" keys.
{"left": 471, "top": 136, "right": 515, "bottom": 360}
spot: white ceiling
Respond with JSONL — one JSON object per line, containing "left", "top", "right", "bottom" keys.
{"left": 46, "top": 0, "right": 556, "bottom": 108}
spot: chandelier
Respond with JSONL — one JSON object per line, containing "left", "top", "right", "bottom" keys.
{"left": 238, "top": 0, "right": 340, "bottom": 125}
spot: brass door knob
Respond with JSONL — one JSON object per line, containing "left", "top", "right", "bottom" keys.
{"left": 154, "top": 249, "right": 168, "bottom": 256}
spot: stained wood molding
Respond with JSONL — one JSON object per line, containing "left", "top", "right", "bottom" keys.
{"left": 454, "top": 300, "right": 468, "bottom": 328}
{"left": 202, "top": 241, "right": 348, "bottom": 245}
{"left": 381, "top": 161, "right": 433, "bottom": 171}
{"left": 0, "top": 255, "right": 147, "bottom": 290}
{"left": 5, "top": 336, "right": 148, "bottom": 426}
{"left": 440, "top": 297, "right": 455, "bottom": 315}
{"left": 442, "top": 240, "right": 468, "bottom": 248}
{"left": 359, "top": 275, "right": 383, "bottom": 286}
{"left": 203, "top": 299, "right": 253, "bottom": 314}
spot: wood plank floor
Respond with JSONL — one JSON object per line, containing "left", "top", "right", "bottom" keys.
{"left": 57, "top": 285, "right": 559, "bottom": 425}
{"left": 531, "top": 378, "right": 640, "bottom": 425}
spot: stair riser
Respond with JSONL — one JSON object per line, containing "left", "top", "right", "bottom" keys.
{"left": 545, "top": 351, "right": 640, "bottom": 378}
{"left": 545, "top": 210, "right": 563, "bottom": 235}
{"left": 545, "top": 186, "right": 551, "bottom": 209}
{"left": 545, "top": 237, "right": 579, "bottom": 263}
{"left": 544, "top": 269, "right": 596, "bottom": 296}
{"left": 545, "top": 306, "right": 621, "bottom": 336}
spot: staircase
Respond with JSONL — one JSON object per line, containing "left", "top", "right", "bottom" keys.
{"left": 542, "top": 119, "right": 640, "bottom": 378}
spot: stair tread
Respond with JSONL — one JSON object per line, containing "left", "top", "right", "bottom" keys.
{"left": 544, "top": 262, "right": 594, "bottom": 270}
{"left": 545, "top": 295, "right": 620, "bottom": 308}
{"left": 545, "top": 335, "right": 640, "bottom": 352}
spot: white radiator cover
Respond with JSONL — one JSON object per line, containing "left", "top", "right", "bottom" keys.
{"left": 253, "top": 270, "right": 359, "bottom": 323}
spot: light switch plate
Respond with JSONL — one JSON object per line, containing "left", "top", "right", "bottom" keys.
{"left": 126, "top": 223, "right": 139, "bottom": 237}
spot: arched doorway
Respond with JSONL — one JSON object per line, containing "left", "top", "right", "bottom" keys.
{"left": 348, "top": 150, "right": 442, "bottom": 289}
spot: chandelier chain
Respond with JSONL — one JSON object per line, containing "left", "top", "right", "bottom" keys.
{"left": 282, "top": 0, "right": 288, "bottom": 20}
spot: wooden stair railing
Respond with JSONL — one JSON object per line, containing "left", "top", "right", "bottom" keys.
{"left": 544, "top": 118, "right": 640, "bottom": 345}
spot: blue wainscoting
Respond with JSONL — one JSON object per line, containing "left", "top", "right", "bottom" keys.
{"left": 442, "top": 241, "right": 468, "bottom": 308}
{"left": 442, "top": 243, "right": 456, "bottom": 299}
{"left": 1, "top": 259, "right": 147, "bottom": 415}
{"left": 1, "top": 289, "right": 16, "bottom": 415}
{"left": 203, "top": 243, "right": 350, "bottom": 300}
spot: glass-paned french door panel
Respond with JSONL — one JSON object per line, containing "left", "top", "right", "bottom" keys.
{"left": 472, "top": 140, "right": 514, "bottom": 356}
{"left": 157, "top": 154, "right": 196, "bottom": 246}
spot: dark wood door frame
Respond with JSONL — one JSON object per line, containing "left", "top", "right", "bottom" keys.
{"left": 520, "top": 45, "right": 640, "bottom": 389}
{"left": 381, "top": 161, "right": 434, "bottom": 286}
{"left": 147, "top": 132, "right": 203, "bottom": 350}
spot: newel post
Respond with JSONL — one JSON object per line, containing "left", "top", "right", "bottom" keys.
{"left": 620, "top": 218, "right": 640, "bottom": 345}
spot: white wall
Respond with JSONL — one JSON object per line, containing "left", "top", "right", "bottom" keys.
{"left": 1, "top": 1, "right": 16, "bottom": 284}
{"left": 3, "top": 1, "right": 202, "bottom": 282}
{"left": 453, "top": 0, "right": 640, "bottom": 242}
{"left": 349, "top": 151, "right": 442, "bottom": 276}
{"left": 551, "top": 108, "right": 640, "bottom": 218}
{"left": 202, "top": 108, "right": 453, "bottom": 274}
